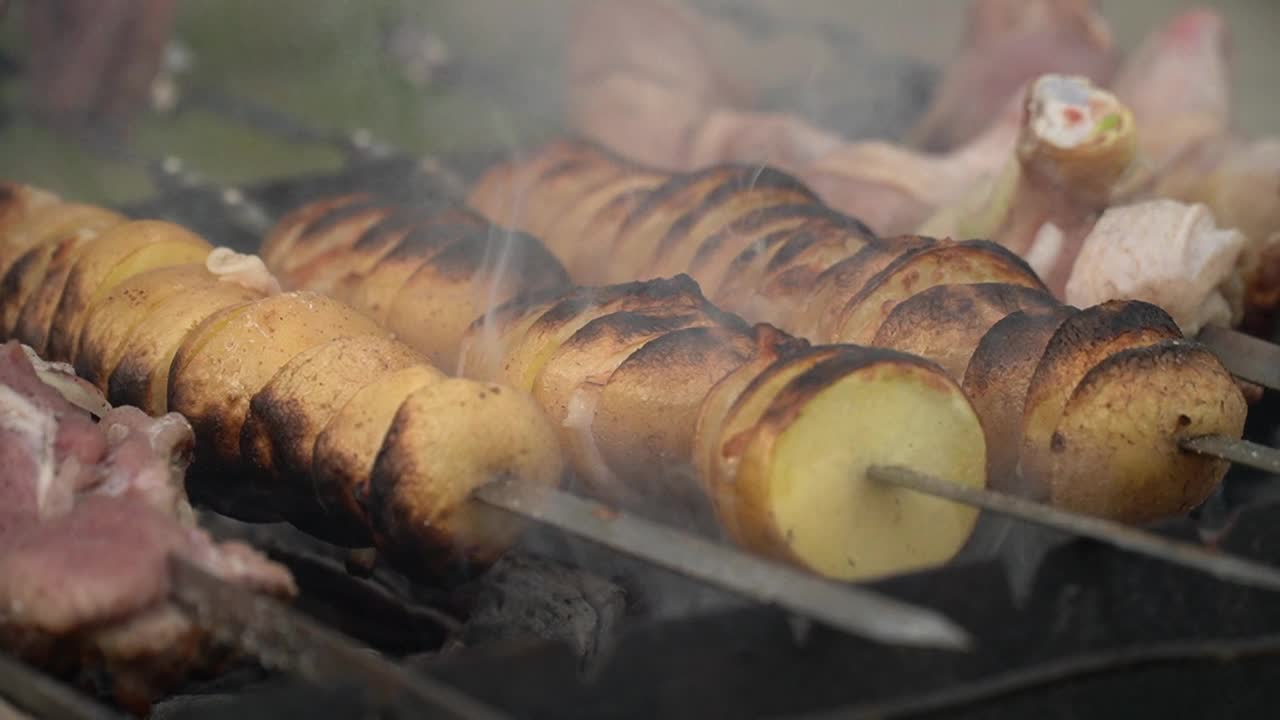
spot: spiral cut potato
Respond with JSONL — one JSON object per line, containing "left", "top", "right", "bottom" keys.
{"left": 464, "top": 138, "right": 1248, "bottom": 525}
{"left": 0, "top": 182, "right": 565, "bottom": 578}
{"left": 261, "top": 194, "right": 991, "bottom": 582}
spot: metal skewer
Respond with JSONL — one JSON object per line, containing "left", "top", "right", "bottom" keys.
{"left": 867, "top": 465, "right": 1280, "bottom": 594}
{"left": 472, "top": 481, "right": 972, "bottom": 650}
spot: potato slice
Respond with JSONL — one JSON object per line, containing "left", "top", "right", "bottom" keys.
{"left": 648, "top": 172, "right": 817, "bottom": 279}
{"left": 607, "top": 167, "right": 744, "bottom": 283}
{"left": 691, "top": 204, "right": 827, "bottom": 300}
{"left": 706, "top": 345, "right": 847, "bottom": 550}
{"left": 312, "top": 364, "right": 444, "bottom": 529}
{"left": 240, "top": 334, "right": 423, "bottom": 489}
{"left": 692, "top": 324, "right": 809, "bottom": 500}
{"left": 592, "top": 325, "right": 756, "bottom": 511}
{"left": 456, "top": 286, "right": 569, "bottom": 382}
{"left": 467, "top": 139, "right": 611, "bottom": 228}
{"left": 732, "top": 349, "right": 986, "bottom": 581}
{"left": 72, "top": 265, "right": 222, "bottom": 387}
{"left": 0, "top": 202, "right": 122, "bottom": 280}
{"left": 2, "top": 235, "right": 78, "bottom": 339}
{"left": 534, "top": 310, "right": 724, "bottom": 496}
{"left": 498, "top": 276, "right": 718, "bottom": 393}
{"left": 167, "top": 292, "right": 386, "bottom": 468}
{"left": 12, "top": 233, "right": 99, "bottom": 354}
{"left": 564, "top": 184, "right": 660, "bottom": 284}
{"left": 835, "top": 240, "right": 1047, "bottom": 345}
{"left": 1018, "top": 300, "right": 1183, "bottom": 500}
{"left": 540, "top": 172, "right": 667, "bottom": 261}
{"left": 873, "top": 283, "right": 1059, "bottom": 381}
{"left": 0, "top": 182, "right": 61, "bottom": 241}
{"left": 47, "top": 220, "right": 212, "bottom": 361}
{"left": 367, "top": 378, "right": 565, "bottom": 576}
{"left": 802, "top": 236, "right": 937, "bottom": 340}
{"left": 522, "top": 161, "right": 629, "bottom": 240}
{"left": 961, "top": 306, "right": 1078, "bottom": 495}
{"left": 335, "top": 223, "right": 480, "bottom": 324}
{"left": 386, "top": 229, "right": 571, "bottom": 371}
{"left": 1045, "top": 340, "right": 1246, "bottom": 523}
{"left": 259, "top": 193, "right": 371, "bottom": 271}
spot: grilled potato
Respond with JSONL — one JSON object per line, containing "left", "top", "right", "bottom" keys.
{"left": 873, "top": 283, "right": 1059, "bottom": 381}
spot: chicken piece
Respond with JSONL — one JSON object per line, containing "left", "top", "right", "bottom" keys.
{"left": 1064, "top": 199, "right": 1247, "bottom": 335}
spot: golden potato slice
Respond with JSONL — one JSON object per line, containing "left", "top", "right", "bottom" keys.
{"left": 103, "top": 285, "right": 267, "bottom": 414}
{"left": 240, "top": 334, "right": 423, "bottom": 489}
{"left": 73, "top": 265, "right": 225, "bottom": 387}
{"left": 275, "top": 202, "right": 397, "bottom": 291}
{"left": 467, "top": 139, "right": 611, "bottom": 227}
{"left": 706, "top": 344, "right": 847, "bottom": 550}
{"left": 835, "top": 240, "right": 1047, "bottom": 345}
{"left": 1, "top": 235, "right": 76, "bottom": 339}
{"left": 533, "top": 310, "right": 724, "bottom": 495}
{"left": 386, "top": 229, "right": 571, "bottom": 371}
{"left": 334, "top": 224, "right": 479, "bottom": 324}
{"left": 0, "top": 202, "right": 123, "bottom": 281}
{"left": 742, "top": 218, "right": 879, "bottom": 330}
{"left": 312, "top": 364, "right": 444, "bottom": 529}
{"left": 90, "top": 239, "right": 216, "bottom": 308}
{"left": 540, "top": 172, "right": 667, "bottom": 260}
{"left": 873, "top": 283, "right": 1059, "bottom": 381}
{"left": 606, "top": 167, "right": 744, "bottom": 283}
{"left": 167, "top": 292, "right": 386, "bottom": 467}
{"left": 592, "top": 325, "right": 756, "bottom": 511}
{"left": 562, "top": 184, "right": 660, "bottom": 284}
{"left": 1045, "top": 340, "right": 1246, "bottom": 523}
{"left": 692, "top": 324, "right": 809, "bottom": 501}
{"left": 647, "top": 171, "right": 817, "bottom": 279}
{"left": 259, "top": 193, "right": 371, "bottom": 270}
{"left": 498, "top": 275, "right": 718, "bottom": 393}
{"left": 961, "top": 306, "right": 1078, "bottom": 495}
{"left": 47, "top": 220, "right": 212, "bottom": 361}
{"left": 521, "top": 161, "right": 629, "bottom": 240}
{"left": 732, "top": 349, "right": 986, "bottom": 581}
{"left": 802, "top": 235, "right": 937, "bottom": 340}
{"left": 456, "top": 286, "right": 569, "bottom": 382}
{"left": 690, "top": 204, "right": 827, "bottom": 300}
{"left": 12, "top": 232, "right": 98, "bottom": 354}
{"left": 0, "top": 182, "right": 61, "bottom": 241}
{"left": 367, "top": 378, "right": 565, "bottom": 576}
{"left": 1018, "top": 299, "right": 1183, "bottom": 499}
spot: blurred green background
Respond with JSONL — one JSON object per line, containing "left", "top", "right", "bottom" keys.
{"left": 2, "top": 0, "right": 1277, "bottom": 207}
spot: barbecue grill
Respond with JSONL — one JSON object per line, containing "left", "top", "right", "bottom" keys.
{"left": 5, "top": 3, "right": 1280, "bottom": 719}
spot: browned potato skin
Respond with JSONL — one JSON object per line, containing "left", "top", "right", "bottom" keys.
{"left": 0, "top": 201, "right": 123, "bottom": 281}
{"left": 800, "top": 236, "right": 938, "bottom": 340}
{"left": 312, "top": 364, "right": 444, "bottom": 530}
{"left": 873, "top": 283, "right": 1059, "bottom": 381}
{"left": 259, "top": 193, "right": 372, "bottom": 274}
{"left": 167, "top": 291, "right": 387, "bottom": 470}
{"left": 0, "top": 182, "right": 61, "bottom": 241}
{"left": 47, "top": 220, "right": 212, "bottom": 361}
{"left": 240, "top": 334, "right": 423, "bottom": 489}
{"left": 961, "top": 306, "right": 1079, "bottom": 496}
{"left": 689, "top": 204, "right": 825, "bottom": 299}
{"left": 834, "top": 240, "right": 1048, "bottom": 345}
{"left": 367, "top": 378, "right": 566, "bottom": 577}
{"left": 1018, "top": 300, "right": 1184, "bottom": 500}
{"left": 3, "top": 233, "right": 90, "bottom": 341}
{"left": 1046, "top": 340, "right": 1247, "bottom": 523}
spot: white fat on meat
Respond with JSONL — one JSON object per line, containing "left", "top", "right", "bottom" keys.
{"left": 1065, "top": 199, "right": 1246, "bottom": 334}
{"left": 206, "top": 246, "right": 283, "bottom": 295}
{"left": 0, "top": 384, "right": 57, "bottom": 519}
{"left": 20, "top": 343, "right": 111, "bottom": 418}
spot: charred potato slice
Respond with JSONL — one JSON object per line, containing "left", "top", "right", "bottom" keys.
{"left": 540, "top": 172, "right": 666, "bottom": 262}
{"left": 4, "top": 233, "right": 92, "bottom": 342}
{"left": 961, "top": 306, "right": 1078, "bottom": 495}
{"left": 367, "top": 378, "right": 565, "bottom": 576}
{"left": 48, "top": 220, "right": 212, "bottom": 361}
{"left": 873, "top": 283, "right": 1059, "bottom": 381}
{"left": 73, "top": 262, "right": 255, "bottom": 390}
{"left": 312, "top": 364, "right": 444, "bottom": 529}
{"left": 0, "top": 202, "right": 123, "bottom": 280}
{"left": 167, "top": 292, "right": 386, "bottom": 469}
{"left": 1018, "top": 300, "right": 1183, "bottom": 500}
{"left": 259, "top": 193, "right": 371, "bottom": 272}
{"left": 240, "top": 334, "right": 423, "bottom": 487}
{"left": 744, "top": 218, "right": 878, "bottom": 329}
{"left": 691, "top": 204, "right": 825, "bottom": 300}
{"left": 835, "top": 240, "right": 1047, "bottom": 345}
{"left": 386, "top": 229, "right": 571, "bottom": 370}
{"left": 802, "top": 236, "right": 937, "bottom": 340}
{"left": 1045, "top": 340, "right": 1246, "bottom": 523}
{"left": 732, "top": 349, "right": 987, "bottom": 581}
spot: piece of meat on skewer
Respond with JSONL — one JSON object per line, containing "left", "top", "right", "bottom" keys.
{"left": 0, "top": 339, "right": 296, "bottom": 714}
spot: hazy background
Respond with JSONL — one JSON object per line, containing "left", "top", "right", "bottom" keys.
{"left": 2, "top": 0, "right": 1277, "bottom": 205}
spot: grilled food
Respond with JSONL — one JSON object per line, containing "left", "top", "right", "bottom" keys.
{"left": 0, "top": 183, "right": 565, "bottom": 578}
{"left": 260, "top": 195, "right": 991, "bottom": 581}
{"left": 464, "top": 138, "right": 1247, "bottom": 524}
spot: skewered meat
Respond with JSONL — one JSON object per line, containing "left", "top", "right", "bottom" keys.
{"left": 0, "top": 184, "right": 565, "bottom": 582}
{"left": 466, "top": 138, "right": 1247, "bottom": 524}
{"left": 260, "top": 195, "right": 989, "bottom": 582}
{"left": 0, "top": 339, "right": 296, "bottom": 714}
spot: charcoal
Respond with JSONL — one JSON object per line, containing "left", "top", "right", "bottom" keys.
{"left": 455, "top": 554, "right": 627, "bottom": 665}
